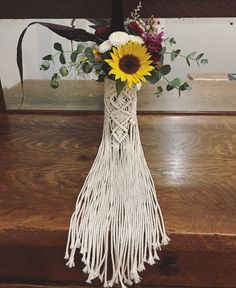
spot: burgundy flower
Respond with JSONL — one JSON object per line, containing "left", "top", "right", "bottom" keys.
{"left": 142, "top": 32, "right": 164, "bottom": 63}
{"left": 95, "top": 26, "right": 110, "bottom": 39}
{"left": 127, "top": 21, "right": 144, "bottom": 36}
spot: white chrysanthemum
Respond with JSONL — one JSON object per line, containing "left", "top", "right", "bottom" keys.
{"left": 109, "top": 31, "right": 130, "bottom": 47}
{"left": 98, "top": 40, "right": 112, "bottom": 53}
{"left": 129, "top": 35, "right": 144, "bottom": 44}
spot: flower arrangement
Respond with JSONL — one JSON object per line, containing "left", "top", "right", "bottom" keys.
{"left": 14, "top": 3, "right": 208, "bottom": 286}
{"left": 39, "top": 2, "right": 207, "bottom": 97}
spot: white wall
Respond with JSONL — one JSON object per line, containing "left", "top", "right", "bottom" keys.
{"left": 0, "top": 18, "right": 235, "bottom": 89}
{"left": 161, "top": 18, "right": 236, "bottom": 79}
{"left": 0, "top": 19, "right": 92, "bottom": 88}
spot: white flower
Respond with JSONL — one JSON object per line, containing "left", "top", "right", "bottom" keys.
{"left": 136, "top": 83, "right": 142, "bottom": 91}
{"left": 109, "top": 31, "right": 130, "bottom": 47}
{"left": 98, "top": 40, "right": 112, "bottom": 53}
{"left": 129, "top": 35, "right": 144, "bottom": 44}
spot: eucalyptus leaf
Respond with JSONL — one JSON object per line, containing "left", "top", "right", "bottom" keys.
{"left": 169, "top": 37, "right": 176, "bottom": 45}
{"left": 160, "top": 47, "right": 166, "bottom": 55}
{"left": 51, "top": 79, "right": 59, "bottom": 88}
{"left": 82, "top": 62, "right": 92, "bottom": 73}
{"left": 196, "top": 53, "right": 204, "bottom": 60}
{"left": 84, "top": 47, "right": 94, "bottom": 62}
{"left": 71, "top": 51, "right": 78, "bottom": 62}
{"left": 186, "top": 58, "right": 191, "bottom": 67}
{"left": 159, "top": 65, "right": 171, "bottom": 76}
{"left": 77, "top": 44, "right": 84, "bottom": 53}
{"left": 171, "top": 49, "right": 181, "bottom": 61}
{"left": 170, "top": 78, "right": 181, "bottom": 87}
{"left": 59, "top": 53, "right": 66, "bottom": 64}
{"left": 116, "top": 79, "right": 126, "bottom": 95}
{"left": 42, "top": 54, "right": 53, "bottom": 61}
{"left": 60, "top": 66, "right": 69, "bottom": 77}
{"left": 94, "top": 61, "right": 103, "bottom": 71}
{"left": 159, "top": 54, "right": 164, "bottom": 65}
{"left": 187, "top": 51, "right": 196, "bottom": 58}
{"left": 52, "top": 73, "right": 59, "bottom": 80}
{"left": 50, "top": 73, "right": 60, "bottom": 88}
{"left": 146, "top": 70, "right": 161, "bottom": 84}
{"left": 179, "top": 82, "right": 191, "bottom": 91}
{"left": 54, "top": 42, "right": 63, "bottom": 52}
{"left": 166, "top": 84, "right": 174, "bottom": 91}
{"left": 41, "top": 61, "right": 50, "bottom": 70}
{"left": 155, "top": 85, "right": 163, "bottom": 97}
{"left": 201, "top": 58, "right": 208, "bottom": 64}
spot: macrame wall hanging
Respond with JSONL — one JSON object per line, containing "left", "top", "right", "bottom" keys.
{"left": 64, "top": 78, "right": 169, "bottom": 287}
{"left": 16, "top": 1, "right": 170, "bottom": 287}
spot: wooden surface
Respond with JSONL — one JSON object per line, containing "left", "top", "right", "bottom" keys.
{"left": 4, "top": 79, "right": 236, "bottom": 112}
{"left": 0, "top": 113, "right": 236, "bottom": 287}
{"left": 0, "top": 285, "right": 207, "bottom": 288}
{"left": 1, "top": 0, "right": 236, "bottom": 18}
{"left": 188, "top": 73, "right": 229, "bottom": 81}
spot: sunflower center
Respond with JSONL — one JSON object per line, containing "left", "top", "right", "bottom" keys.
{"left": 119, "top": 55, "right": 140, "bottom": 74}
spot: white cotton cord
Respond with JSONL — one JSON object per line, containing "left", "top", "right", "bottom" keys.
{"left": 65, "top": 77, "right": 170, "bottom": 287}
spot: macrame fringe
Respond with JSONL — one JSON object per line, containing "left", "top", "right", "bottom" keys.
{"left": 65, "top": 78, "right": 169, "bottom": 287}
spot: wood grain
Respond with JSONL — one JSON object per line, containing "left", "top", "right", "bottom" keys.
{"left": 4, "top": 79, "right": 236, "bottom": 112}
{"left": 0, "top": 113, "right": 236, "bottom": 286}
{"left": 0, "top": 285, "right": 209, "bottom": 288}
{"left": 0, "top": 246, "right": 235, "bottom": 287}
{"left": 1, "top": 0, "right": 236, "bottom": 18}
{"left": 0, "top": 114, "right": 236, "bottom": 245}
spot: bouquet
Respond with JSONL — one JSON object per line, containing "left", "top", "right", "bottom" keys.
{"left": 39, "top": 2, "right": 207, "bottom": 97}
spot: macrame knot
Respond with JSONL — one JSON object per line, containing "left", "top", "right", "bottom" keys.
{"left": 64, "top": 78, "right": 169, "bottom": 287}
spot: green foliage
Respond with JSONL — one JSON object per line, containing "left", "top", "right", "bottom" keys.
{"left": 82, "top": 62, "right": 93, "bottom": 73}
{"left": 54, "top": 42, "right": 63, "bottom": 52}
{"left": 155, "top": 86, "right": 163, "bottom": 97}
{"left": 42, "top": 54, "right": 53, "bottom": 61}
{"left": 146, "top": 69, "right": 161, "bottom": 84}
{"left": 196, "top": 53, "right": 204, "bottom": 60}
{"left": 186, "top": 57, "right": 191, "bottom": 67}
{"left": 201, "top": 58, "right": 208, "bottom": 64}
{"left": 159, "top": 65, "right": 171, "bottom": 76}
{"left": 50, "top": 73, "right": 60, "bottom": 89}
{"left": 187, "top": 51, "right": 196, "bottom": 58}
{"left": 77, "top": 44, "right": 84, "bottom": 53}
{"left": 179, "top": 82, "right": 191, "bottom": 91}
{"left": 59, "top": 53, "right": 66, "bottom": 64}
{"left": 41, "top": 61, "right": 50, "bottom": 70}
{"left": 171, "top": 49, "right": 181, "bottom": 61}
{"left": 116, "top": 79, "right": 126, "bottom": 95}
{"left": 59, "top": 66, "right": 69, "bottom": 77}
{"left": 70, "top": 51, "right": 78, "bottom": 62}
{"left": 94, "top": 61, "right": 103, "bottom": 71}
{"left": 170, "top": 78, "right": 181, "bottom": 87}
{"left": 159, "top": 54, "right": 164, "bottom": 65}
{"left": 160, "top": 47, "right": 166, "bottom": 55}
{"left": 178, "top": 82, "right": 192, "bottom": 96}
{"left": 168, "top": 37, "right": 176, "bottom": 45}
{"left": 84, "top": 47, "right": 94, "bottom": 63}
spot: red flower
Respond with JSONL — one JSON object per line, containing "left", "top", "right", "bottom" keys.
{"left": 95, "top": 26, "right": 110, "bottom": 38}
{"left": 142, "top": 32, "right": 164, "bottom": 63}
{"left": 127, "top": 21, "right": 144, "bottom": 36}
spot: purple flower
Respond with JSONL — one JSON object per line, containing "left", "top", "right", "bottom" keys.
{"left": 142, "top": 32, "right": 164, "bottom": 63}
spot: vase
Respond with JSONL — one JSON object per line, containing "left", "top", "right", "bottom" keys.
{"left": 65, "top": 78, "right": 169, "bottom": 288}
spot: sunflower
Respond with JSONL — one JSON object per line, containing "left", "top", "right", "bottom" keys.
{"left": 105, "top": 41, "right": 154, "bottom": 88}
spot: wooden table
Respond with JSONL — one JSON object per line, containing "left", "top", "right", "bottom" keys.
{"left": 4, "top": 79, "right": 236, "bottom": 112}
{"left": 0, "top": 113, "right": 235, "bottom": 287}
